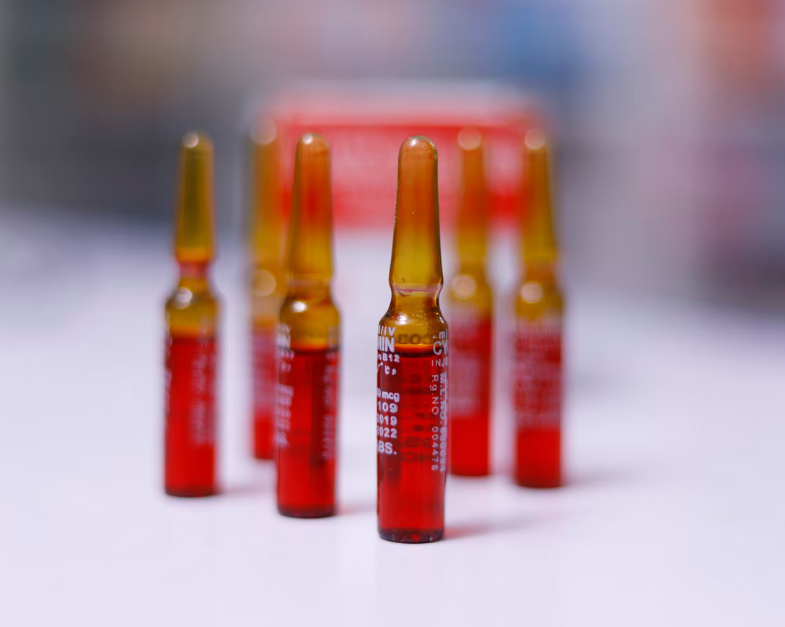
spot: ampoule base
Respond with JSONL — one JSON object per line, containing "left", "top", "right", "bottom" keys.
{"left": 451, "top": 469, "right": 490, "bottom": 478}
{"left": 165, "top": 486, "right": 218, "bottom": 498}
{"left": 450, "top": 450, "right": 490, "bottom": 477}
{"left": 278, "top": 505, "right": 335, "bottom": 519}
{"left": 515, "top": 429, "right": 561, "bottom": 489}
{"left": 379, "top": 528, "right": 444, "bottom": 544}
{"left": 514, "top": 476, "right": 562, "bottom": 489}
{"left": 252, "top": 447, "right": 274, "bottom": 461}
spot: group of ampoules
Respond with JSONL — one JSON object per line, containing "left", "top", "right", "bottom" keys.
{"left": 164, "top": 125, "right": 562, "bottom": 544}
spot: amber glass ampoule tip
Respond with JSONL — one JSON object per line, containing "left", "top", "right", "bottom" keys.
{"left": 287, "top": 132, "right": 333, "bottom": 283}
{"left": 520, "top": 128, "right": 557, "bottom": 265}
{"left": 390, "top": 135, "right": 442, "bottom": 290}
{"left": 524, "top": 128, "right": 547, "bottom": 152}
{"left": 175, "top": 131, "right": 215, "bottom": 264}
{"left": 458, "top": 128, "right": 482, "bottom": 152}
{"left": 251, "top": 120, "right": 277, "bottom": 147}
{"left": 400, "top": 135, "right": 437, "bottom": 163}
{"left": 182, "top": 131, "right": 212, "bottom": 153}
{"left": 298, "top": 132, "right": 330, "bottom": 155}
{"left": 396, "top": 136, "right": 438, "bottom": 212}
{"left": 249, "top": 120, "right": 283, "bottom": 267}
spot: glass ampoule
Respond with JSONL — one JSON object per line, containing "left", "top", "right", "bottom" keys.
{"left": 248, "top": 122, "right": 286, "bottom": 460}
{"left": 164, "top": 132, "right": 220, "bottom": 497}
{"left": 447, "top": 129, "right": 494, "bottom": 477}
{"left": 377, "top": 137, "right": 448, "bottom": 543}
{"left": 512, "top": 130, "right": 564, "bottom": 488}
{"left": 276, "top": 133, "right": 340, "bottom": 518}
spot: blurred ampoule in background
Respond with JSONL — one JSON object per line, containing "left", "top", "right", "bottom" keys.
{"left": 248, "top": 121, "right": 286, "bottom": 461}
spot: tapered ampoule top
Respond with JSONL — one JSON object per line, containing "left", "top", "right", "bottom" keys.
{"left": 288, "top": 133, "right": 333, "bottom": 286}
{"left": 390, "top": 137, "right": 443, "bottom": 293}
{"left": 520, "top": 130, "right": 558, "bottom": 266}
{"left": 250, "top": 121, "right": 283, "bottom": 269}
{"left": 456, "top": 129, "right": 488, "bottom": 268}
{"left": 175, "top": 132, "right": 215, "bottom": 264}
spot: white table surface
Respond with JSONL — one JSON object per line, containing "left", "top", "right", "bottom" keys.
{"left": 1, "top": 214, "right": 783, "bottom": 626}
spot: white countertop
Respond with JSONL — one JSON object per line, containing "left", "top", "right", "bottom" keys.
{"left": 1, "top": 216, "right": 783, "bottom": 626}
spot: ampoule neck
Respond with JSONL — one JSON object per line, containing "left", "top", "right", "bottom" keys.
{"left": 523, "top": 261, "right": 558, "bottom": 283}
{"left": 177, "top": 262, "right": 211, "bottom": 289}
{"left": 289, "top": 277, "right": 332, "bottom": 299}
{"left": 390, "top": 286, "right": 441, "bottom": 309}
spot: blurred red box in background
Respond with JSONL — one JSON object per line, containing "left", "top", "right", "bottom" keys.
{"left": 266, "top": 82, "right": 541, "bottom": 229}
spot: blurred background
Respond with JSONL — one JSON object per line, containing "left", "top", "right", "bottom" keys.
{"left": 2, "top": 3, "right": 785, "bottom": 624}
{"left": 1, "top": 0, "right": 784, "bottom": 305}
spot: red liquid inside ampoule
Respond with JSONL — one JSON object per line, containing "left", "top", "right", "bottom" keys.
{"left": 165, "top": 335, "right": 218, "bottom": 497}
{"left": 276, "top": 347, "right": 339, "bottom": 517}
{"left": 449, "top": 314, "right": 492, "bottom": 476}
{"left": 513, "top": 321, "right": 562, "bottom": 488}
{"left": 377, "top": 345, "right": 448, "bottom": 543}
{"left": 252, "top": 327, "right": 277, "bottom": 459}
